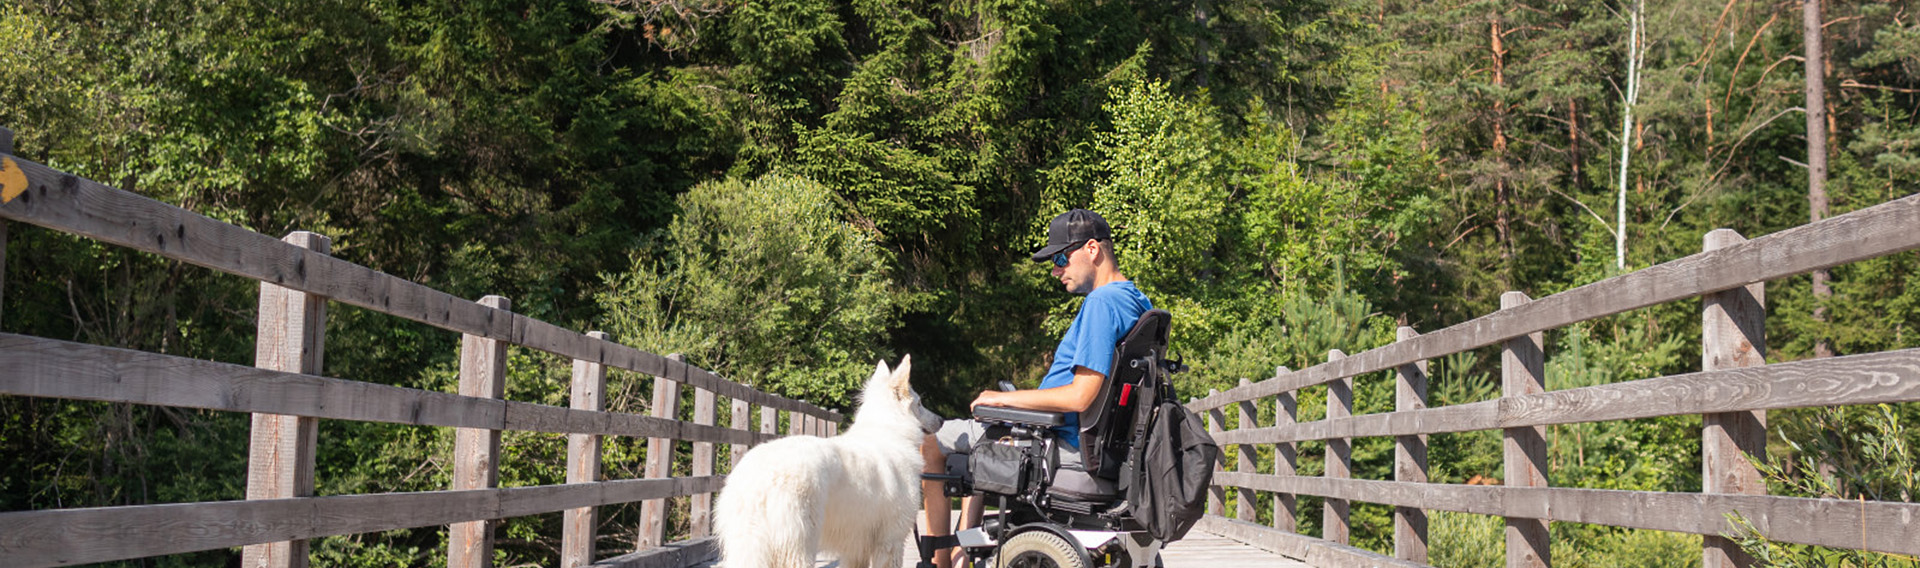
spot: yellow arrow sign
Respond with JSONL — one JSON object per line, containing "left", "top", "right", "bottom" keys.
{"left": 0, "top": 158, "right": 25, "bottom": 203}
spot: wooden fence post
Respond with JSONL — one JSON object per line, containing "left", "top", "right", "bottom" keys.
{"left": 730, "top": 398, "right": 750, "bottom": 469}
{"left": 1205, "top": 389, "right": 1226, "bottom": 517}
{"left": 761, "top": 407, "right": 777, "bottom": 439}
{"left": 1501, "top": 291, "right": 1549, "bottom": 568}
{"left": 1703, "top": 229, "right": 1767, "bottom": 568}
{"left": 451, "top": 295, "right": 510, "bottom": 568}
{"left": 562, "top": 331, "right": 609, "bottom": 568}
{"left": 1236, "top": 378, "right": 1258, "bottom": 521}
{"left": 690, "top": 387, "right": 716, "bottom": 538}
{"left": 1325, "top": 349, "right": 1351, "bottom": 545}
{"left": 243, "top": 231, "right": 331, "bottom": 568}
{"left": 639, "top": 354, "right": 684, "bottom": 550}
{"left": 1395, "top": 326, "right": 1430, "bottom": 563}
{"left": 1273, "top": 366, "right": 1297, "bottom": 533}
{"left": 789, "top": 410, "right": 804, "bottom": 436}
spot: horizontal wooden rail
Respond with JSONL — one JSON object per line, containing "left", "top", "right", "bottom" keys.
{"left": 1212, "top": 473, "right": 1919, "bottom": 556}
{"left": 1191, "top": 192, "right": 1920, "bottom": 412}
{"left": 0, "top": 152, "right": 838, "bottom": 422}
{"left": 0, "top": 476, "right": 724, "bottom": 567}
{"left": 1211, "top": 347, "right": 1920, "bottom": 445}
{"left": 0, "top": 333, "right": 774, "bottom": 445}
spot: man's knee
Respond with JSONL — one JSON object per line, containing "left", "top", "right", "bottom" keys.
{"left": 921, "top": 434, "right": 945, "bottom": 473}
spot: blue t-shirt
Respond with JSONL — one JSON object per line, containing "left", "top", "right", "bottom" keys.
{"left": 1039, "top": 281, "right": 1153, "bottom": 448}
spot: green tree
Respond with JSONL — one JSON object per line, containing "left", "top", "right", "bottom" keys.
{"left": 597, "top": 173, "right": 908, "bottom": 409}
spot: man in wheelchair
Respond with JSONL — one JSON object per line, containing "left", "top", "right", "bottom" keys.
{"left": 918, "top": 209, "right": 1191, "bottom": 568}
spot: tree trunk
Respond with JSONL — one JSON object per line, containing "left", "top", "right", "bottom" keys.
{"left": 1492, "top": 16, "right": 1513, "bottom": 265}
{"left": 1615, "top": 0, "right": 1643, "bottom": 271}
{"left": 1804, "top": 0, "right": 1833, "bottom": 358}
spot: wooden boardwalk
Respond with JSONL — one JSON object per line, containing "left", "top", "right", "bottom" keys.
{"left": 1160, "top": 530, "right": 1312, "bottom": 568}
{"left": 678, "top": 528, "right": 1310, "bottom": 568}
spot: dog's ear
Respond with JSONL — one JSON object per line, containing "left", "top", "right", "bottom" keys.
{"left": 872, "top": 358, "right": 891, "bottom": 384}
{"left": 890, "top": 355, "right": 913, "bottom": 398}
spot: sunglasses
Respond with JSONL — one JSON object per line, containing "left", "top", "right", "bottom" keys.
{"left": 1050, "top": 240, "right": 1091, "bottom": 267}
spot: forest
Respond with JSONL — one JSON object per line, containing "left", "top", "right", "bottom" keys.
{"left": 1, "top": 0, "right": 1916, "bottom": 565}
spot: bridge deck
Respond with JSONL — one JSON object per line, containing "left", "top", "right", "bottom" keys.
{"left": 678, "top": 529, "right": 1309, "bottom": 568}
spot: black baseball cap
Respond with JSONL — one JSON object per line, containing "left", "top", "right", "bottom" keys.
{"left": 1030, "top": 209, "right": 1113, "bottom": 262}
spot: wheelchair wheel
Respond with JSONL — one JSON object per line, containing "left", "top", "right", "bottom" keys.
{"left": 994, "top": 530, "right": 1086, "bottom": 568}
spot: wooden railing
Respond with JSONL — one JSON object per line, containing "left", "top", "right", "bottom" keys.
{"left": 1187, "top": 191, "right": 1920, "bottom": 568}
{"left": 0, "top": 127, "right": 844, "bottom": 568}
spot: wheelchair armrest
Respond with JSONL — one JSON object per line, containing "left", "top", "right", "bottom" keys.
{"left": 972, "top": 405, "right": 1065, "bottom": 427}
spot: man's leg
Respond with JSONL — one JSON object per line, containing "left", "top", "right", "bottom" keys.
{"left": 920, "top": 434, "right": 955, "bottom": 568}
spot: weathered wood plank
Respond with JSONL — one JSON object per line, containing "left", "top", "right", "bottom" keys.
{"left": 729, "top": 398, "right": 750, "bottom": 470}
{"left": 1212, "top": 473, "right": 1920, "bottom": 556}
{"left": 590, "top": 537, "right": 718, "bottom": 568}
{"left": 1501, "top": 292, "right": 1549, "bottom": 568}
{"left": 1702, "top": 229, "right": 1768, "bottom": 568}
{"left": 1195, "top": 516, "right": 1428, "bottom": 568}
{"left": 639, "top": 356, "right": 685, "bottom": 550}
{"left": 1187, "top": 192, "right": 1920, "bottom": 413}
{"left": 1235, "top": 379, "right": 1257, "bottom": 522}
{"left": 0, "top": 333, "right": 775, "bottom": 445}
{"left": 1392, "top": 327, "right": 1428, "bottom": 564}
{"left": 1206, "top": 390, "right": 1226, "bottom": 517}
{"left": 1272, "top": 367, "right": 1296, "bottom": 534}
{"left": 690, "top": 388, "right": 716, "bottom": 538}
{"left": 0, "top": 153, "right": 841, "bottom": 421}
{"left": 1323, "top": 350, "right": 1351, "bottom": 545}
{"left": 1208, "top": 347, "right": 1920, "bottom": 446}
{"left": 0, "top": 477, "right": 726, "bottom": 568}
{"left": 452, "top": 296, "right": 510, "bottom": 568}
{"left": 243, "top": 232, "right": 330, "bottom": 568}
{"left": 564, "top": 331, "right": 610, "bottom": 568}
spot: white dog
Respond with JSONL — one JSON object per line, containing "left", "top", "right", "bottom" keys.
{"left": 715, "top": 355, "right": 943, "bottom": 568}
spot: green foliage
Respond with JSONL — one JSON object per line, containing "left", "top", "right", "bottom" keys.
{"left": 1734, "top": 404, "right": 1920, "bottom": 567}
{"left": 1545, "top": 323, "right": 1697, "bottom": 492}
{"left": 1429, "top": 511, "right": 1504, "bottom": 568}
{"left": 1095, "top": 78, "right": 1232, "bottom": 294}
{"left": 596, "top": 173, "right": 907, "bottom": 409}
{"left": 1428, "top": 350, "right": 1502, "bottom": 484}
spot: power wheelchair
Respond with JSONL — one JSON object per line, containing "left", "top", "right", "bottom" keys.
{"left": 917, "top": 309, "right": 1188, "bottom": 568}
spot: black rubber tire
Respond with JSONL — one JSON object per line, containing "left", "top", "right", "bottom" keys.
{"left": 995, "top": 531, "right": 1087, "bottom": 568}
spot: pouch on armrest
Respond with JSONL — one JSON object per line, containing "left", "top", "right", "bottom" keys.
{"left": 972, "top": 405, "right": 1065, "bottom": 427}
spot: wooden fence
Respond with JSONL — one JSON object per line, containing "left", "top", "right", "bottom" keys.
{"left": 0, "top": 127, "right": 844, "bottom": 568}
{"left": 1187, "top": 191, "right": 1920, "bottom": 567}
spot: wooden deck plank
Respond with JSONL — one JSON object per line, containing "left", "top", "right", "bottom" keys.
{"left": 678, "top": 527, "right": 1314, "bottom": 568}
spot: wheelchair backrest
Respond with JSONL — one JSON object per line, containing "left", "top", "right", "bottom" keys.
{"left": 1077, "top": 308, "right": 1174, "bottom": 479}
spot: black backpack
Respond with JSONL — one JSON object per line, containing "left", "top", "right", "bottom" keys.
{"left": 1119, "top": 380, "right": 1220, "bottom": 542}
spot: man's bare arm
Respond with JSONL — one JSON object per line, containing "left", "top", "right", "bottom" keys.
{"left": 971, "top": 367, "right": 1105, "bottom": 412}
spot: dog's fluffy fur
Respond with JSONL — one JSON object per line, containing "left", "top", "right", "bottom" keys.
{"left": 714, "top": 356, "right": 933, "bottom": 568}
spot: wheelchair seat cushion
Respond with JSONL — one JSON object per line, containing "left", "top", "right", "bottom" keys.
{"left": 1048, "top": 465, "right": 1119, "bottom": 501}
